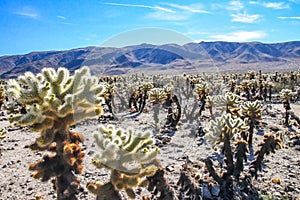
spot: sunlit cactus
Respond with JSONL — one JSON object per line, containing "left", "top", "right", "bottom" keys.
{"left": 7, "top": 66, "right": 104, "bottom": 200}
{"left": 0, "top": 83, "right": 6, "bottom": 110}
{"left": 148, "top": 88, "right": 167, "bottom": 104}
{"left": 195, "top": 81, "right": 210, "bottom": 98}
{"left": 241, "top": 80, "right": 251, "bottom": 100}
{"left": 140, "top": 82, "right": 154, "bottom": 92}
{"left": 248, "top": 70, "right": 256, "bottom": 80}
{"left": 216, "top": 92, "right": 241, "bottom": 117}
{"left": 280, "top": 89, "right": 295, "bottom": 126}
{"left": 205, "top": 113, "right": 248, "bottom": 175}
{"left": 228, "top": 79, "right": 236, "bottom": 92}
{"left": 205, "top": 113, "right": 248, "bottom": 146}
{"left": 280, "top": 89, "right": 294, "bottom": 101}
{"left": 88, "top": 124, "right": 159, "bottom": 199}
{"left": 194, "top": 81, "right": 210, "bottom": 116}
{"left": 205, "top": 95, "right": 217, "bottom": 119}
{"left": 241, "top": 100, "right": 262, "bottom": 147}
{"left": 101, "top": 82, "right": 115, "bottom": 116}
{"left": 128, "top": 82, "right": 153, "bottom": 113}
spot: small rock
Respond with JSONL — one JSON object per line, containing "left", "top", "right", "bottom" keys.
{"left": 87, "top": 151, "right": 94, "bottom": 155}
{"left": 273, "top": 191, "right": 281, "bottom": 197}
{"left": 166, "top": 165, "right": 175, "bottom": 172}
{"left": 288, "top": 173, "right": 296, "bottom": 178}
{"left": 293, "top": 139, "right": 300, "bottom": 146}
{"left": 295, "top": 145, "right": 300, "bottom": 151}
{"left": 269, "top": 125, "right": 280, "bottom": 132}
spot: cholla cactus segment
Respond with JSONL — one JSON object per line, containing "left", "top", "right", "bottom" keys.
{"left": 93, "top": 124, "right": 159, "bottom": 173}
{"left": 205, "top": 114, "right": 248, "bottom": 145}
{"left": 92, "top": 124, "right": 159, "bottom": 198}
{"left": 8, "top": 66, "right": 104, "bottom": 131}
{"left": 241, "top": 100, "right": 262, "bottom": 119}
{"left": 101, "top": 82, "right": 115, "bottom": 100}
{"left": 140, "top": 82, "right": 154, "bottom": 92}
{"left": 217, "top": 92, "right": 241, "bottom": 107}
{"left": 0, "top": 128, "right": 7, "bottom": 139}
{"left": 163, "top": 84, "right": 173, "bottom": 94}
{"left": 148, "top": 88, "right": 167, "bottom": 104}
{"left": 195, "top": 81, "right": 210, "bottom": 96}
{"left": 0, "top": 84, "right": 6, "bottom": 102}
{"left": 279, "top": 89, "right": 295, "bottom": 101}
{"left": 206, "top": 95, "right": 216, "bottom": 106}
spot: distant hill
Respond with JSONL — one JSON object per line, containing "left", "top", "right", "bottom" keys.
{"left": 1, "top": 41, "right": 300, "bottom": 78}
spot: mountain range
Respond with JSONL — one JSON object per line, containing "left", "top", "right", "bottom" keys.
{"left": 1, "top": 41, "right": 300, "bottom": 78}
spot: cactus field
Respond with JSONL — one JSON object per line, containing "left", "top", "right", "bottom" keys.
{"left": 0, "top": 68, "right": 300, "bottom": 200}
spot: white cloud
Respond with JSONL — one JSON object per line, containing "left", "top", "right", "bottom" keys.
{"left": 57, "top": 15, "right": 66, "bottom": 20}
{"left": 262, "top": 2, "right": 289, "bottom": 9}
{"left": 103, "top": 2, "right": 175, "bottom": 13}
{"left": 14, "top": 6, "right": 39, "bottom": 18}
{"left": 227, "top": 0, "right": 244, "bottom": 10}
{"left": 146, "top": 10, "right": 189, "bottom": 21}
{"left": 249, "top": 1, "right": 290, "bottom": 9}
{"left": 211, "top": 31, "right": 266, "bottom": 42}
{"left": 105, "top": 2, "right": 210, "bottom": 21}
{"left": 165, "top": 3, "right": 211, "bottom": 13}
{"left": 278, "top": 16, "right": 300, "bottom": 19}
{"left": 185, "top": 30, "right": 210, "bottom": 36}
{"left": 288, "top": 0, "right": 300, "bottom": 3}
{"left": 231, "top": 12, "right": 261, "bottom": 23}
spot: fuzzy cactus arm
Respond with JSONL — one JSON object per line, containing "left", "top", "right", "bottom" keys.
{"left": 148, "top": 88, "right": 167, "bottom": 104}
{"left": 7, "top": 79, "right": 21, "bottom": 98}
{"left": 8, "top": 74, "right": 47, "bottom": 105}
{"left": 280, "top": 89, "right": 294, "bottom": 101}
{"left": 10, "top": 104, "right": 45, "bottom": 125}
{"left": 204, "top": 116, "right": 224, "bottom": 145}
{"left": 91, "top": 124, "right": 159, "bottom": 199}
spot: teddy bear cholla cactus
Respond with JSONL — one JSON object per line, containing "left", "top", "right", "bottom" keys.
{"left": 280, "top": 89, "right": 295, "bottom": 126}
{"left": 216, "top": 92, "right": 241, "bottom": 117}
{"left": 0, "top": 83, "right": 6, "bottom": 110}
{"left": 241, "top": 100, "right": 262, "bottom": 147}
{"left": 205, "top": 114, "right": 248, "bottom": 177}
{"left": 7, "top": 67, "right": 104, "bottom": 200}
{"left": 148, "top": 88, "right": 167, "bottom": 131}
{"left": 87, "top": 124, "right": 159, "bottom": 199}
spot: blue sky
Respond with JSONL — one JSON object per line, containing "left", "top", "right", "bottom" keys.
{"left": 0, "top": 0, "right": 300, "bottom": 56}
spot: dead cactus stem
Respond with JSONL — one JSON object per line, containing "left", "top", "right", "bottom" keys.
{"left": 29, "top": 129, "right": 85, "bottom": 200}
{"left": 250, "top": 133, "right": 282, "bottom": 178}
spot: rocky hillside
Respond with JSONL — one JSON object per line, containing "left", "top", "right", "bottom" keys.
{"left": 1, "top": 41, "right": 300, "bottom": 78}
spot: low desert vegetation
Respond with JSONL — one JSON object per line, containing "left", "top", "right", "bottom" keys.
{"left": 1, "top": 67, "right": 300, "bottom": 199}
